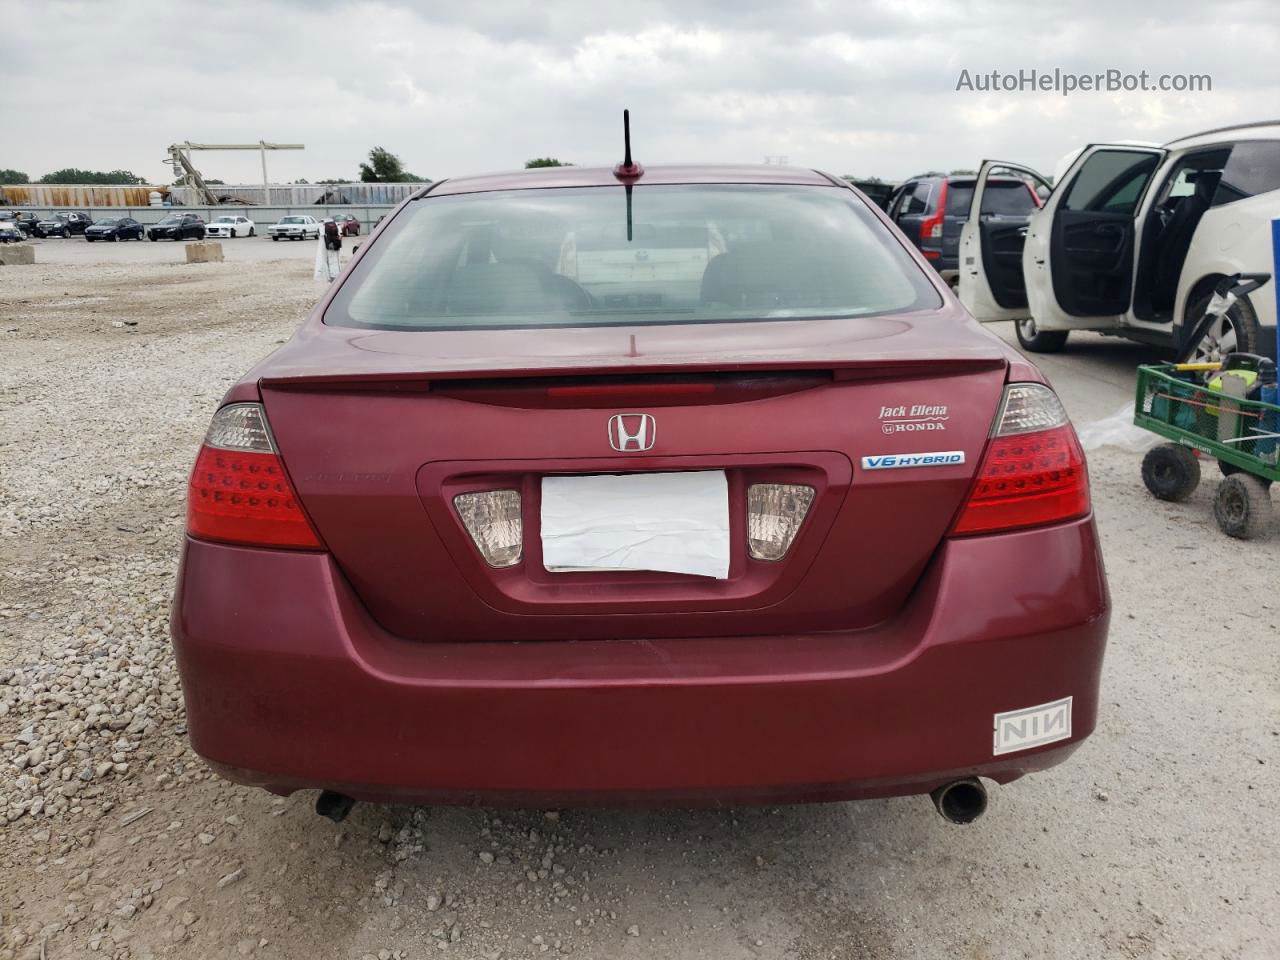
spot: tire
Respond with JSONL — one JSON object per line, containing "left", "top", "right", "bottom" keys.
{"left": 272, "top": 235, "right": 278, "bottom": 241}
{"left": 1014, "top": 316, "right": 1070, "bottom": 353}
{"left": 249, "top": 227, "right": 256, "bottom": 237}
{"left": 86, "top": 237, "right": 94, "bottom": 243}
{"left": 149, "top": 235, "right": 156, "bottom": 242}
{"left": 1141, "top": 443, "right": 1201, "bottom": 502}
{"left": 1213, "top": 473, "right": 1273, "bottom": 539}
{"left": 1183, "top": 289, "right": 1263, "bottom": 365}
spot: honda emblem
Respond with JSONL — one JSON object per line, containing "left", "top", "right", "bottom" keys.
{"left": 608, "top": 413, "right": 656, "bottom": 452}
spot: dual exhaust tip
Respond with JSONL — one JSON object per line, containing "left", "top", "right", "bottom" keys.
{"left": 316, "top": 779, "right": 988, "bottom": 825}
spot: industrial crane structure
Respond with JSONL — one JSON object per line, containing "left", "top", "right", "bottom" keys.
{"left": 166, "top": 141, "right": 305, "bottom": 204}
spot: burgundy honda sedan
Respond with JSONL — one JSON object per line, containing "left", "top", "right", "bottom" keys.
{"left": 171, "top": 163, "right": 1109, "bottom": 824}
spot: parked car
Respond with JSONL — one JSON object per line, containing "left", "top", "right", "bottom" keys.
{"left": 0, "top": 213, "right": 22, "bottom": 243}
{"left": 205, "top": 215, "right": 256, "bottom": 239}
{"left": 173, "top": 163, "right": 1108, "bottom": 822}
{"left": 846, "top": 178, "right": 897, "bottom": 210}
{"left": 960, "top": 120, "right": 1280, "bottom": 360}
{"left": 148, "top": 214, "right": 206, "bottom": 241}
{"left": 331, "top": 212, "right": 361, "bottom": 236}
{"left": 84, "top": 217, "right": 145, "bottom": 242}
{"left": 35, "top": 212, "right": 92, "bottom": 238}
{"left": 268, "top": 215, "right": 321, "bottom": 240}
{"left": 13, "top": 211, "right": 38, "bottom": 236}
{"left": 887, "top": 174, "right": 1042, "bottom": 285}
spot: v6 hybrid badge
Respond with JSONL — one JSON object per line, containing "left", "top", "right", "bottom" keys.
{"left": 861, "top": 451, "right": 965, "bottom": 470}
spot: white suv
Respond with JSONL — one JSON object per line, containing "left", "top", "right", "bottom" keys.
{"left": 959, "top": 121, "right": 1280, "bottom": 361}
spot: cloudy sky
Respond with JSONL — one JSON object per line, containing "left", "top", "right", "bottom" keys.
{"left": 5, "top": 0, "right": 1278, "bottom": 186}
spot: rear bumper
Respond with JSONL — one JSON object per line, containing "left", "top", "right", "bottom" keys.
{"left": 171, "top": 517, "right": 1109, "bottom": 806}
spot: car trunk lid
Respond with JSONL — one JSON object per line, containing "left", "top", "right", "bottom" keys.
{"left": 258, "top": 311, "right": 1009, "bottom": 641}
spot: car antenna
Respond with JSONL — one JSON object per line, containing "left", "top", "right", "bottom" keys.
{"left": 613, "top": 109, "right": 643, "bottom": 241}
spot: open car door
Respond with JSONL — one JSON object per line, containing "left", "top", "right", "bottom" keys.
{"left": 958, "top": 161, "right": 1053, "bottom": 322}
{"left": 1019, "top": 144, "right": 1166, "bottom": 337}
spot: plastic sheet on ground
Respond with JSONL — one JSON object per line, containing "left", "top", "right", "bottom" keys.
{"left": 1076, "top": 402, "right": 1161, "bottom": 453}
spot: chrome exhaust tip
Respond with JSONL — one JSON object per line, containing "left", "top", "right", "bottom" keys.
{"left": 930, "top": 778, "right": 988, "bottom": 824}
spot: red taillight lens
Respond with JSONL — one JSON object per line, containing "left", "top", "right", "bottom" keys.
{"left": 951, "top": 384, "right": 1090, "bottom": 536}
{"left": 186, "top": 404, "right": 322, "bottom": 549}
{"left": 919, "top": 179, "right": 947, "bottom": 242}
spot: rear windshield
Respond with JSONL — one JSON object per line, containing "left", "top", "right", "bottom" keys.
{"left": 327, "top": 184, "right": 940, "bottom": 332}
{"left": 944, "top": 183, "right": 974, "bottom": 216}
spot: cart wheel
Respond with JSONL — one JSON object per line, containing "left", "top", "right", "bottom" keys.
{"left": 1141, "top": 443, "right": 1201, "bottom": 502}
{"left": 1213, "top": 474, "right": 1273, "bottom": 539}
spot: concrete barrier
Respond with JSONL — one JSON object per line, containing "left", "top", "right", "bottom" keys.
{"left": 185, "top": 241, "right": 224, "bottom": 264}
{"left": 0, "top": 243, "right": 35, "bottom": 265}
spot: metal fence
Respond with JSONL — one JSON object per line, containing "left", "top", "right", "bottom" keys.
{"left": 21, "top": 205, "right": 399, "bottom": 232}
{"left": 170, "top": 183, "right": 426, "bottom": 206}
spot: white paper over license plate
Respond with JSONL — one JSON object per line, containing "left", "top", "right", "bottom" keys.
{"left": 540, "top": 471, "right": 730, "bottom": 579}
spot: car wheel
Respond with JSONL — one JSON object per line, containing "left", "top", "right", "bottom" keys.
{"left": 1014, "top": 316, "right": 1069, "bottom": 353}
{"left": 1141, "top": 443, "right": 1201, "bottom": 502}
{"left": 1213, "top": 473, "right": 1273, "bottom": 539}
{"left": 249, "top": 227, "right": 256, "bottom": 237}
{"left": 86, "top": 236, "right": 94, "bottom": 242}
{"left": 1184, "top": 289, "right": 1263, "bottom": 365}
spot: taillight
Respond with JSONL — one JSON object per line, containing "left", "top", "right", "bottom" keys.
{"left": 920, "top": 180, "right": 946, "bottom": 242}
{"left": 747, "top": 483, "right": 814, "bottom": 560}
{"left": 186, "top": 403, "right": 322, "bottom": 549}
{"left": 454, "top": 490, "right": 523, "bottom": 567}
{"left": 951, "top": 384, "right": 1090, "bottom": 536}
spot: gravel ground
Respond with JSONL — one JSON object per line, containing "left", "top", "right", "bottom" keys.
{"left": 1, "top": 242, "right": 1277, "bottom": 960}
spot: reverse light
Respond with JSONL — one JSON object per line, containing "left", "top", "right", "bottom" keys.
{"left": 747, "top": 483, "right": 815, "bottom": 560}
{"left": 186, "top": 403, "right": 322, "bottom": 549}
{"left": 455, "top": 490, "right": 523, "bottom": 567}
{"left": 951, "top": 384, "right": 1090, "bottom": 536}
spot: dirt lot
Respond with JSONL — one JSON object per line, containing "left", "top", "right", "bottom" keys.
{"left": 1, "top": 240, "right": 1278, "bottom": 960}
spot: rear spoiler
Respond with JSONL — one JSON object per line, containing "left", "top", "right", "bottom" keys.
{"left": 259, "top": 355, "right": 1009, "bottom": 390}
